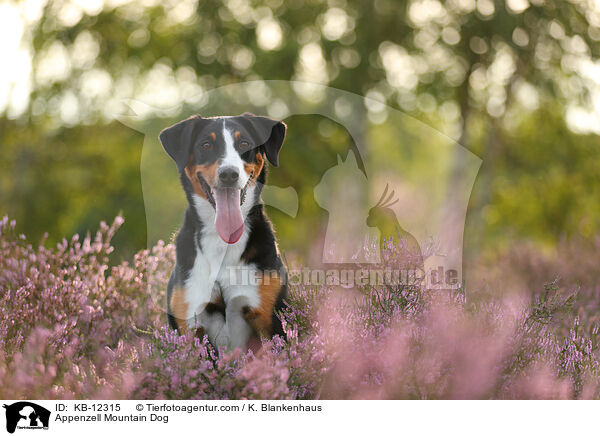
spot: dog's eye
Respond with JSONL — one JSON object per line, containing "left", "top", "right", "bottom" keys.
{"left": 239, "top": 141, "right": 249, "bottom": 149}
{"left": 201, "top": 142, "right": 212, "bottom": 150}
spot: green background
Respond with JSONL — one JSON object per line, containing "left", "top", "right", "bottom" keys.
{"left": 1, "top": 0, "right": 599, "bottom": 269}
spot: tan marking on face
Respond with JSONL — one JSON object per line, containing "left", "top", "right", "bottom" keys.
{"left": 185, "top": 159, "right": 219, "bottom": 198}
{"left": 234, "top": 131, "right": 241, "bottom": 140}
{"left": 170, "top": 286, "right": 189, "bottom": 333}
{"left": 243, "top": 152, "right": 265, "bottom": 184}
{"left": 210, "top": 132, "right": 216, "bottom": 141}
{"left": 243, "top": 272, "right": 282, "bottom": 337}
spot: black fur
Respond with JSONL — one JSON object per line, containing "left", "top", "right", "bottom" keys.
{"left": 161, "top": 113, "right": 288, "bottom": 344}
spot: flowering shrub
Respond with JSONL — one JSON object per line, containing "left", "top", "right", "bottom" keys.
{"left": 0, "top": 215, "right": 598, "bottom": 399}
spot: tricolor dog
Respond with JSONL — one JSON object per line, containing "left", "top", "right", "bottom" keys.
{"left": 159, "top": 113, "right": 288, "bottom": 351}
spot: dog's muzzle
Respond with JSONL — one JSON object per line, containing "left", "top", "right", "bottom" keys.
{"left": 197, "top": 171, "right": 254, "bottom": 209}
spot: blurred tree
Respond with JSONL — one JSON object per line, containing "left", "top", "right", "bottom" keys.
{"left": 0, "top": 118, "right": 147, "bottom": 259}
{"left": 0, "top": 0, "right": 599, "bottom": 258}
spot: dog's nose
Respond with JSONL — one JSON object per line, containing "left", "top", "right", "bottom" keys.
{"left": 218, "top": 166, "right": 239, "bottom": 187}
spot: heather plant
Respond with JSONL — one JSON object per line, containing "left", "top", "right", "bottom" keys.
{"left": 0, "top": 215, "right": 598, "bottom": 399}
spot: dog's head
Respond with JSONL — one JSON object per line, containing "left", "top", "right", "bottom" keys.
{"left": 159, "top": 113, "right": 286, "bottom": 244}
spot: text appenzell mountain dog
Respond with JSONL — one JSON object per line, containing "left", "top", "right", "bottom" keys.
{"left": 159, "top": 113, "right": 287, "bottom": 351}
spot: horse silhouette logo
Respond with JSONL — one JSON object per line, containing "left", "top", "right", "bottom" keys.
{"left": 3, "top": 402, "right": 50, "bottom": 433}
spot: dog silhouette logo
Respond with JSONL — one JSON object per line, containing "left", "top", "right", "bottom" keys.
{"left": 2, "top": 402, "right": 50, "bottom": 433}
{"left": 122, "top": 82, "right": 481, "bottom": 295}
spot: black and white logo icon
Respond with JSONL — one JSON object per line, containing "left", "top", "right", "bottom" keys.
{"left": 2, "top": 402, "right": 50, "bottom": 434}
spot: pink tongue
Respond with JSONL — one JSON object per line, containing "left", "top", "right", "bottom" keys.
{"left": 214, "top": 188, "right": 244, "bottom": 244}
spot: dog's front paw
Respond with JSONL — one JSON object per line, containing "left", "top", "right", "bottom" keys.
{"left": 214, "top": 331, "right": 231, "bottom": 350}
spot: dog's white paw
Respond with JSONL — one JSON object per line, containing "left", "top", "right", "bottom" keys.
{"left": 215, "top": 332, "right": 231, "bottom": 350}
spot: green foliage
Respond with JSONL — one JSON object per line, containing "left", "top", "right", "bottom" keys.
{"left": 0, "top": 119, "right": 147, "bottom": 259}
{"left": 1, "top": 0, "right": 600, "bottom": 259}
{"left": 469, "top": 107, "right": 600, "bottom": 247}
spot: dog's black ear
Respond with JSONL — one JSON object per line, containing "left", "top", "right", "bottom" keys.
{"left": 159, "top": 115, "right": 201, "bottom": 172}
{"left": 242, "top": 112, "right": 287, "bottom": 167}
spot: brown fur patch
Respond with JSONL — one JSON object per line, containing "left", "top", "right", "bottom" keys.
{"left": 170, "top": 286, "right": 189, "bottom": 333}
{"left": 185, "top": 159, "right": 218, "bottom": 198}
{"left": 241, "top": 244, "right": 257, "bottom": 263}
{"left": 205, "top": 295, "right": 226, "bottom": 317}
{"left": 243, "top": 272, "right": 282, "bottom": 337}
{"left": 243, "top": 152, "right": 265, "bottom": 182}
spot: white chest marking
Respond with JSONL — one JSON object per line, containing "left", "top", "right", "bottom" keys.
{"left": 182, "top": 192, "right": 261, "bottom": 324}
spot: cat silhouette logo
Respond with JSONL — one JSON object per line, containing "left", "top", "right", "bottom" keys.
{"left": 2, "top": 402, "right": 50, "bottom": 433}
